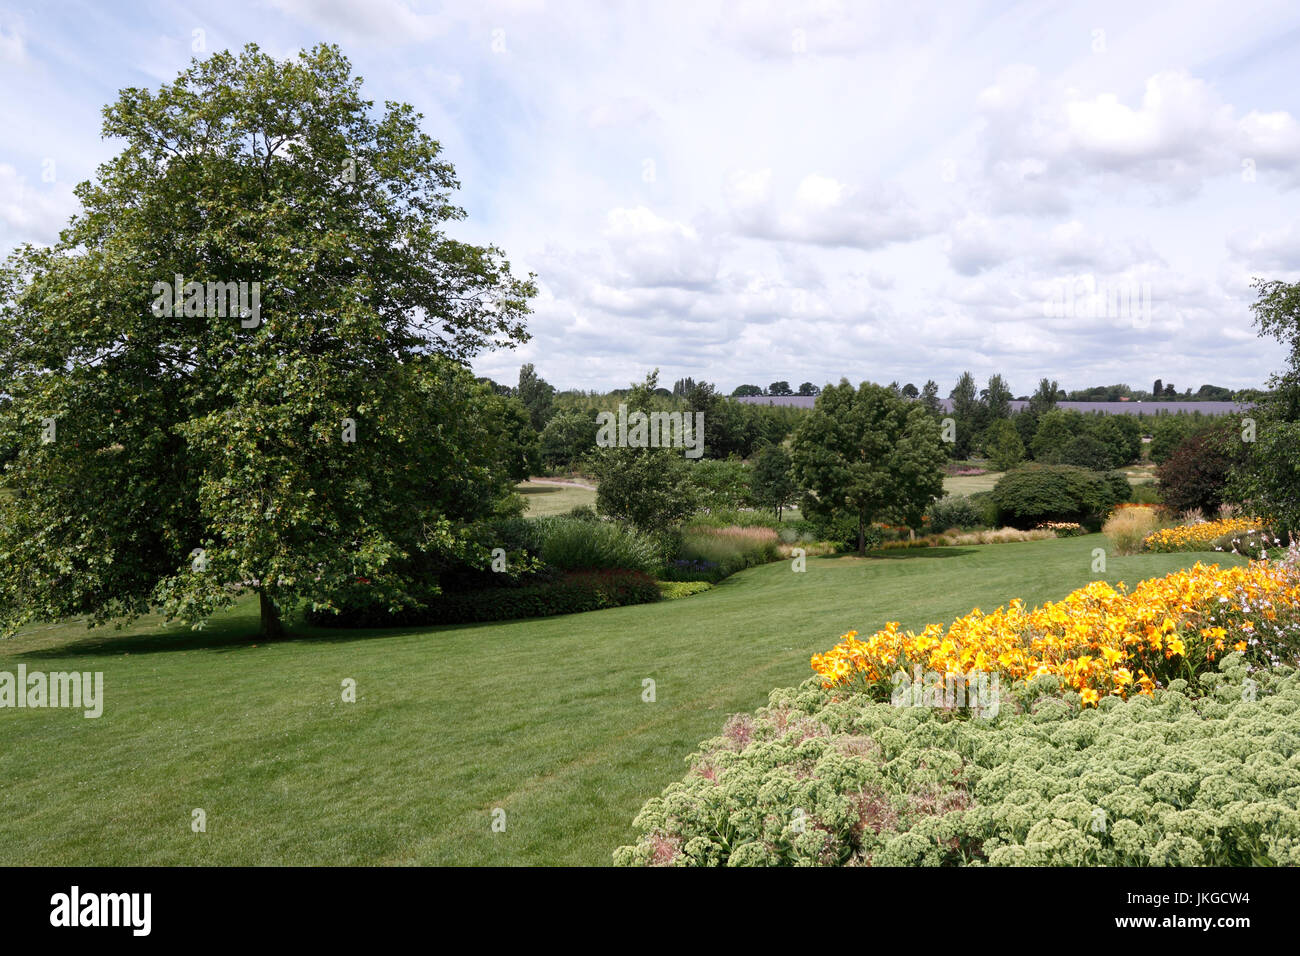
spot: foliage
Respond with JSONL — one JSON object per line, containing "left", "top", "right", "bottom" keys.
{"left": 590, "top": 445, "right": 698, "bottom": 530}
{"left": 1149, "top": 414, "right": 1204, "bottom": 464}
{"left": 925, "top": 495, "right": 984, "bottom": 531}
{"left": 1103, "top": 505, "right": 1164, "bottom": 555}
{"left": 615, "top": 658, "right": 1300, "bottom": 866}
{"left": 686, "top": 457, "right": 752, "bottom": 512}
{"left": 1156, "top": 421, "right": 1245, "bottom": 516}
{"left": 538, "top": 408, "right": 595, "bottom": 469}
{"left": 982, "top": 419, "right": 1024, "bottom": 471}
{"left": 749, "top": 443, "right": 796, "bottom": 519}
{"left": 515, "top": 363, "right": 555, "bottom": 431}
{"left": 791, "top": 381, "right": 946, "bottom": 553}
{"left": 1143, "top": 516, "right": 1264, "bottom": 553}
{"left": 531, "top": 516, "right": 661, "bottom": 574}
{"left": 0, "top": 44, "right": 535, "bottom": 639}
{"left": 658, "top": 580, "right": 714, "bottom": 600}
{"left": 308, "top": 569, "right": 660, "bottom": 627}
{"left": 1228, "top": 278, "right": 1300, "bottom": 541}
{"left": 811, "top": 559, "right": 1300, "bottom": 701}
{"left": 990, "top": 465, "right": 1122, "bottom": 528}
{"left": 1035, "top": 521, "right": 1084, "bottom": 536}
{"left": 662, "top": 525, "right": 781, "bottom": 582}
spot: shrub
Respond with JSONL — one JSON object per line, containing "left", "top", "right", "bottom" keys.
{"left": 1128, "top": 482, "right": 1163, "bottom": 505}
{"left": 1157, "top": 423, "right": 1243, "bottom": 516}
{"left": 614, "top": 658, "right": 1300, "bottom": 866}
{"left": 1035, "top": 521, "right": 1084, "bottom": 536}
{"left": 805, "top": 511, "right": 879, "bottom": 552}
{"left": 1103, "top": 505, "right": 1163, "bottom": 555}
{"left": 1101, "top": 470, "right": 1133, "bottom": 507}
{"left": 687, "top": 457, "right": 752, "bottom": 512}
{"left": 533, "top": 516, "right": 660, "bottom": 574}
{"left": 990, "top": 464, "right": 1118, "bottom": 528}
{"left": 663, "top": 525, "right": 781, "bottom": 582}
{"left": 658, "top": 580, "right": 713, "bottom": 600}
{"left": 966, "top": 491, "right": 999, "bottom": 527}
{"left": 308, "top": 570, "right": 660, "bottom": 628}
{"left": 590, "top": 445, "right": 697, "bottom": 530}
{"left": 982, "top": 419, "right": 1024, "bottom": 471}
{"left": 539, "top": 408, "right": 597, "bottom": 469}
{"left": 1055, "top": 433, "right": 1115, "bottom": 471}
{"left": 925, "top": 495, "right": 984, "bottom": 531}
{"left": 880, "top": 527, "right": 1053, "bottom": 549}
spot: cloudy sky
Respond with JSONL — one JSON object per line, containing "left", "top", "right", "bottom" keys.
{"left": 2, "top": 0, "right": 1298, "bottom": 395}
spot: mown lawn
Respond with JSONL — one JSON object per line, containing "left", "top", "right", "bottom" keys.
{"left": 942, "top": 470, "right": 1004, "bottom": 495}
{"left": 516, "top": 480, "right": 597, "bottom": 516}
{"left": 0, "top": 536, "right": 1242, "bottom": 866}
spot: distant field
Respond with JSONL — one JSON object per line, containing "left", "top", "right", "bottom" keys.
{"left": 517, "top": 480, "right": 597, "bottom": 516}
{"left": 519, "top": 475, "right": 1008, "bottom": 513}
{"left": 942, "top": 471, "right": 1003, "bottom": 495}
{"left": 1123, "top": 464, "right": 1158, "bottom": 485}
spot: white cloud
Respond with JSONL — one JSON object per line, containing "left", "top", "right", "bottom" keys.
{"left": 726, "top": 169, "right": 934, "bottom": 249}
{"left": 0, "top": 164, "right": 78, "bottom": 246}
{"left": 267, "top": 0, "right": 448, "bottom": 44}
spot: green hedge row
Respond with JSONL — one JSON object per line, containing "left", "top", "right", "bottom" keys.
{"left": 615, "top": 655, "right": 1300, "bottom": 866}
{"left": 308, "top": 570, "right": 660, "bottom": 628}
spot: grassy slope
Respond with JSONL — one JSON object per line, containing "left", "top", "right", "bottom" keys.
{"left": 942, "top": 471, "right": 1004, "bottom": 495}
{"left": 517, "top": 481, "right": 598, "bottom": 516}
{"left": 0, "top": 536, "right": 1240, "bottom": 866}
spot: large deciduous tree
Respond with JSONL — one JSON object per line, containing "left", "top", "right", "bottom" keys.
{"left": 0, "top": 44, "right": 535, "bottom": 638}
{"left": 791, "top": 381, "right": 946, "bottom": 554}
{"left": 1228, "top": 279, "right": 1300, "bottom": 538}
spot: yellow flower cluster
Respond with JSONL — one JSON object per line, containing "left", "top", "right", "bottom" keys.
{"left": 1142, "top": 517, "right": 1262, "bottom": 552}
{"left": 810, "top": 561, "right": 1300, "bottom": 703}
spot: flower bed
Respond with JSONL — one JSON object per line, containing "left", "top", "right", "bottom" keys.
{"left": 1035, "top": 520, "right": 1084, "bottom": 536}
{"left": 614, "top": 657, "right": 1300, "bottom": 866}
{"left": 811, "top": 559, "right": 1300, "bottom": 704}
{"left": 1142, "top": 516, "right": 1262, "bottom": 552}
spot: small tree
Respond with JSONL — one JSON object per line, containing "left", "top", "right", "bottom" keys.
{"left": 983, "top": 419, "right": 1025, "bottom": 471}
{"left": 791, "top": 381, "right": 946, "bottom": 554}
{"left": 1157, "top": 423, "right": 1242, "bottom": 516}
{"left": 539, "top": 408, "right": 596, "bottom": 469}
{"left": 590, "top": 447, "right": 697, "bottom": 529}
{"left": 516, "top": 363, "right": 555, "bottom": 432}
{"left": 749, "top": 443, "right": 796, "bottom": 519}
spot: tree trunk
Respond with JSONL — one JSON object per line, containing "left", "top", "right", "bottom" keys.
{"left": 259, "top": 590, "right": 285, "bottom": 640}
{"left": 857, "top": 518, "right": 866, "bottom": 555}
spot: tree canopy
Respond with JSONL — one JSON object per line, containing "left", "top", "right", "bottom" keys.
{"left": 0, "top": 44, "right": 535, "bottom": 638}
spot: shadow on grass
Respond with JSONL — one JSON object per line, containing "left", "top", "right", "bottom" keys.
{"left": 516, "top": 485, "right": 559, "bottom": 496}
{"left": 860, "top": 547, "right": 978, "bottom": 560}
{"left": 4, "top": 608, "right": 495, "bottom": 661}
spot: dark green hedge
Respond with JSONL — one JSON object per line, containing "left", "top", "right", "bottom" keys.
{"left": 307, "top": 570, "right": 660, "bottom": 628}
{"left": 992, "top": 464, "right": 1130, "bottom": 528}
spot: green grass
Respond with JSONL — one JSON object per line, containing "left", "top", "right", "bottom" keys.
{"left": 0, "top": 535, "right": 1243, "bottom": 866}
{"left": 516, "top": 480, "right": 597, "bottom": 516}
{"left": 942, "top": 470, "right": 1003, "bottom": 495}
